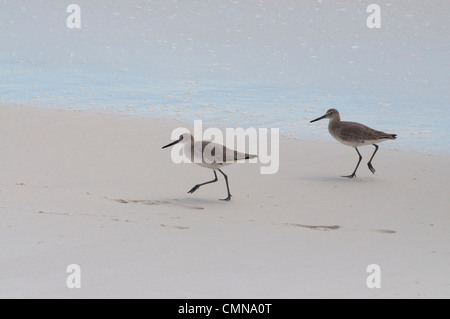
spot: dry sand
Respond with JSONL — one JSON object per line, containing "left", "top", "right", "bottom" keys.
{"left": 1, "top": 104, "right": 449, "bottom": 298}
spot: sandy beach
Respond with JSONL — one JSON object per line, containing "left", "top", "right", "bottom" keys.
{"left": 0, "top": 104, "right": 449, "bottom": 298}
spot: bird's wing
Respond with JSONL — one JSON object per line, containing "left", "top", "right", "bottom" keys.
{"left": 199, "top": 141, "right": 254, "bottom": 163}
{"left": 337, "top": 122, "right": 394, "bottom": 142}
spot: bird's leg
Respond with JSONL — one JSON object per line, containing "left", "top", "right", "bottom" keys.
{"left": 367, "top": 144, "right": 379, "bottom": 174}
{"left": 218, "top": 169, "right": 232, "bottom": 201}
{"left": 188, "top": 170, "right": 218, "bottom": 194}
{"left": 342, "top": 147, "right": 362, "bottom": 178}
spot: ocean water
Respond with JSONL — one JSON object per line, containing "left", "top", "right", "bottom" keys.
{"left": 1, "top": 0, "right": 449, "bottom": 152}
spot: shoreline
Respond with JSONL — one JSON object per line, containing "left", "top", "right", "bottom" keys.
{"left": 4, "top": 102, "right": 447, "bottom": 156}
{"left": 1, "top": 103, "right": 449, "bottom": 298}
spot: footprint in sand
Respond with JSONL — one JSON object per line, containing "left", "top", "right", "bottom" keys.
{"left": 109, "top": 197, "right": 204, "bottom": 210}
{"left": 111, "top": 218, "right": 133, "bottom": 223}
{"left": 285, "top": 223, "right": 396, "bottom": 234}
{"left": 38, "top": 210, "right": 72, "bottom": 217}
{"left": 371, "top": 229, "right": 397, "bottom": 234}
{"left": 160, "top": 224, "right": 190, "bottom": 230}
{"left": 286, "top": 223, "right": 340, "bottom": 231}
{"left": 113, "top": 199, "right": 170, "bottom": 205}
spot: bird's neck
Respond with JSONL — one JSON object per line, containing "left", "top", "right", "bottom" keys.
{"left": 182, "top": 142, "right": 193, "bottom": 161}
{"left": 328, "top": 117, "right": 341, "bottom": 139}
{"left": 328, "top": 116, "right": 340, "bottom": 130}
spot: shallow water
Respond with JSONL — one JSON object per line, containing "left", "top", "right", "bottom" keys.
{"left": 1, "top": 0, "right": 449, "bottom": 152}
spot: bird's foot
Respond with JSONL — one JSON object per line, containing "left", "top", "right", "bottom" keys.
{"left": 188, "top": 185, "right": 200, "bottom": 194}
{"left": 220, "top": 194, "right": 232, "bottom": 201}
{"left": 368, "top": 163, "right": 376, "bottom": 174}
{"left": 342, "top": 174, "right": 357, "bottom": 179}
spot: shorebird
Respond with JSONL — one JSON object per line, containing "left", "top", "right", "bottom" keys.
{"left": 162, "top": 133, "right": 257, "bottom": 201}
{"left": 310, "top": 109, "right": 397, "bottom": 178}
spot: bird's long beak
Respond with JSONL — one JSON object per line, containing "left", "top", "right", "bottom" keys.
{"left": 310, "top": 114, "right": 327, "bottom": 123}
{"left": 162, "top": 138, "right": 181, "bottom": 149}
